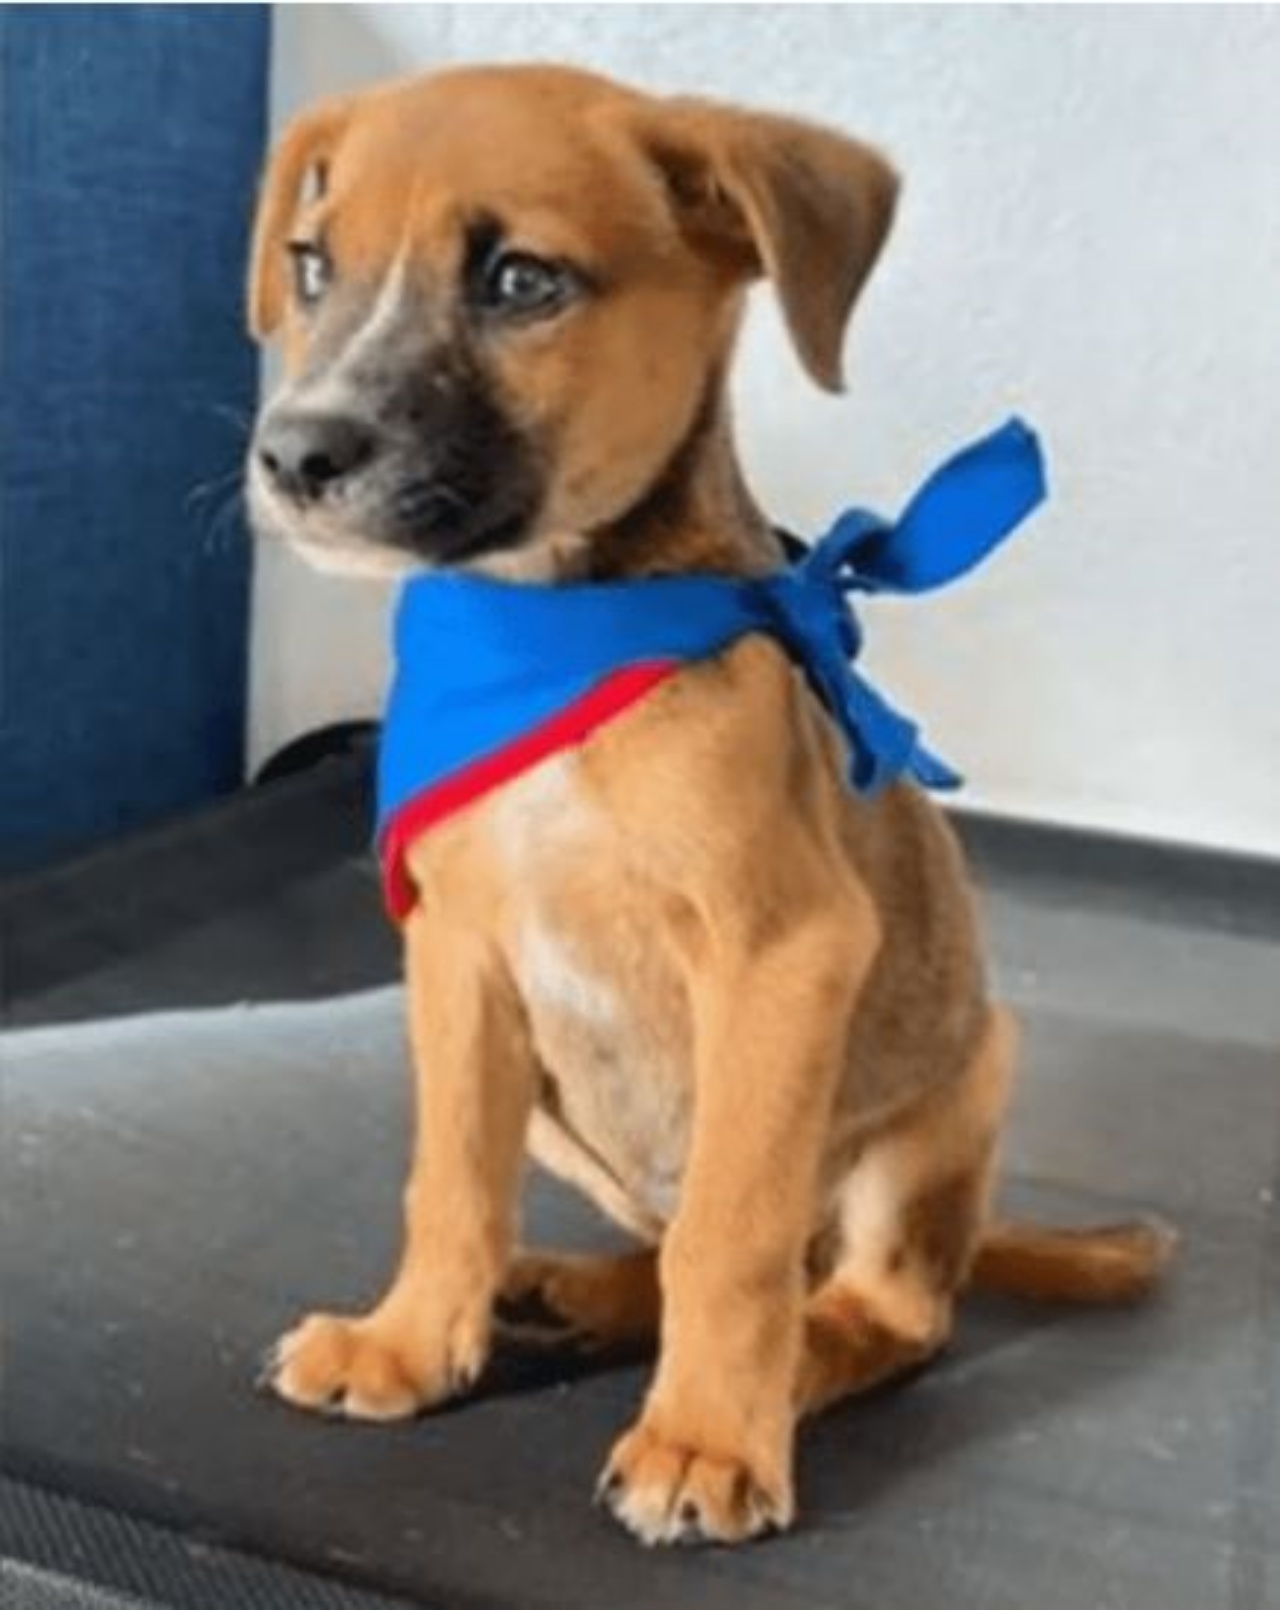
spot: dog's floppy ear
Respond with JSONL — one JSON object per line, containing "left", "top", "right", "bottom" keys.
{"left": 247, "top": 97, "right": 351, "bottom": 339}
{"left": 635, "top": 99, "right": 899, "bottom": 392}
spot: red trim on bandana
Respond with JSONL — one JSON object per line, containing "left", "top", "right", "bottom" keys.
{"left": 379, "top": 659, "right": 680, "bottom": 920}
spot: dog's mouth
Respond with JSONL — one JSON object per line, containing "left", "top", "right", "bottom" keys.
{"left": 385, "top": 474, "right": 537, "bottom": 564}
{"left": 246, "top": 442, "right": 541, "bottom": 578}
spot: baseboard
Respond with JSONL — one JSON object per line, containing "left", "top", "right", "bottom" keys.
{"left": 951, "top": 806, "right": 1280, "bottom": 938}
{"left": 5, "top": 751, "right": 1275, "bottom": 992}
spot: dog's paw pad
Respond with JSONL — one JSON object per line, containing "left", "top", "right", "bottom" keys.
{"left": 493, "top": 1286, "right": 581, "bottom": 1344}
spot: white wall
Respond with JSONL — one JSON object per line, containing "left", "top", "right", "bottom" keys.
{"left": 252, "top": 4, "right": 1280, "bottom": 859}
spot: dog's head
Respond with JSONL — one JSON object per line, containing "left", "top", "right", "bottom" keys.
{"left": 246, "top": 65, "right": 897, "bottom": 579}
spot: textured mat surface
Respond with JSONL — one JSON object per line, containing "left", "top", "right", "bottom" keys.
{"left": 4, "top": 858, "right": 1278, "bottom": 1610}
{"left": 0, "top": 1476, "right": 420, "bottom": 1610}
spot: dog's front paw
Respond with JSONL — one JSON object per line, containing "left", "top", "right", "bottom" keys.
{"left": 261, "top": 1302, "right": 488, "bottom": 1421}
{"left": 597, "top": 1418, "right": 793, "bottom": 1547}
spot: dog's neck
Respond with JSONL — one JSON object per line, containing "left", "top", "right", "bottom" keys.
{"left": 582, "top": 380, "right": 783, "bottom": 583}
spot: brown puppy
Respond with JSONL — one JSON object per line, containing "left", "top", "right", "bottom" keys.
{"left": 246, "top": 64, "right": 1173, "bottom": 1546}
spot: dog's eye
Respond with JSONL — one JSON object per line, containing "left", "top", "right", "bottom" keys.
{"left": 482, "top": 251, "right": 571, "bottom": 318}
{"left": 288, "top": 241, "right": 331, "bottom": 307}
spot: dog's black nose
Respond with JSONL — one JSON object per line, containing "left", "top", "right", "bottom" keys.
{"left": 256, "top": 411, "right": 376, "bottom": 502}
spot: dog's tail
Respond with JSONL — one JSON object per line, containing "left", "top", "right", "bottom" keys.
{"left": 969, "top": 1217, "right": 1177, "bottom": 1304}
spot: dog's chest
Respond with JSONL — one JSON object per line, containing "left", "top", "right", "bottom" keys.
{"left": 489, "top": 758, "right": 694, "bottom": 1220}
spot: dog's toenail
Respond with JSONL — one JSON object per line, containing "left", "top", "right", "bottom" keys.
{"left": 450, "top": 1361, "right": 480, "bottom": 1394}
{"left": 595, "top": 1470, "right": 623, "bottom": 1506}
{"left": 749, "top": 1496, "right": 783, "bottom": 1538}
{"left": 674, "top": 1502, "right": 706, "bottom": 1543}
{"left": 253, "top": 1344, "right": 281, "bottom": 1391}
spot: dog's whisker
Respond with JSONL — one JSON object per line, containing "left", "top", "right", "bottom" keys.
{"left": 185, "top": 464, "right": 243, "bottom": 513}
{"left": 193, "top": 483, "right": 249, "bottom": 557}
{"left": 204, "top": 400, "right": 256, "bottom": 442}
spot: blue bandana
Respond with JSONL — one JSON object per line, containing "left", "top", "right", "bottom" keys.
{"left": 378, "top": 417, "right": 1046, "bottom": 916}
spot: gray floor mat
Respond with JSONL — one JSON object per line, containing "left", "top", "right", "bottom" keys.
{"left": 4, "top": 900, "right": 1278, "bottom": 1610}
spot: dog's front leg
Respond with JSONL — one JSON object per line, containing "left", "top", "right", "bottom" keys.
{"left": 267, "top": 906, "right": 534, "bottom": 1420}
{"left": 599, "top": 895, "right": 876, "bottom": 1545}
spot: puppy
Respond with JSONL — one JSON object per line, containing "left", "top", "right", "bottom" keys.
{"left": 246, "top": 64, "right": 1173, "bottom": 1546}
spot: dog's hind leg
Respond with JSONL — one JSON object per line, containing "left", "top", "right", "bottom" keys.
{"left": 497, "top": 1248, "right": 660, "bottom": 1350}
{"left": 796, "top": 1007, "right": 1014, "bottom": 1415}
{"left": 499, "top": 1103, "right": 662, "bottom": 1349}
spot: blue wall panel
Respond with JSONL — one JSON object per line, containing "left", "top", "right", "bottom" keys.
{"left": 0, "top": 6, "right": 270, "bottom": 871}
